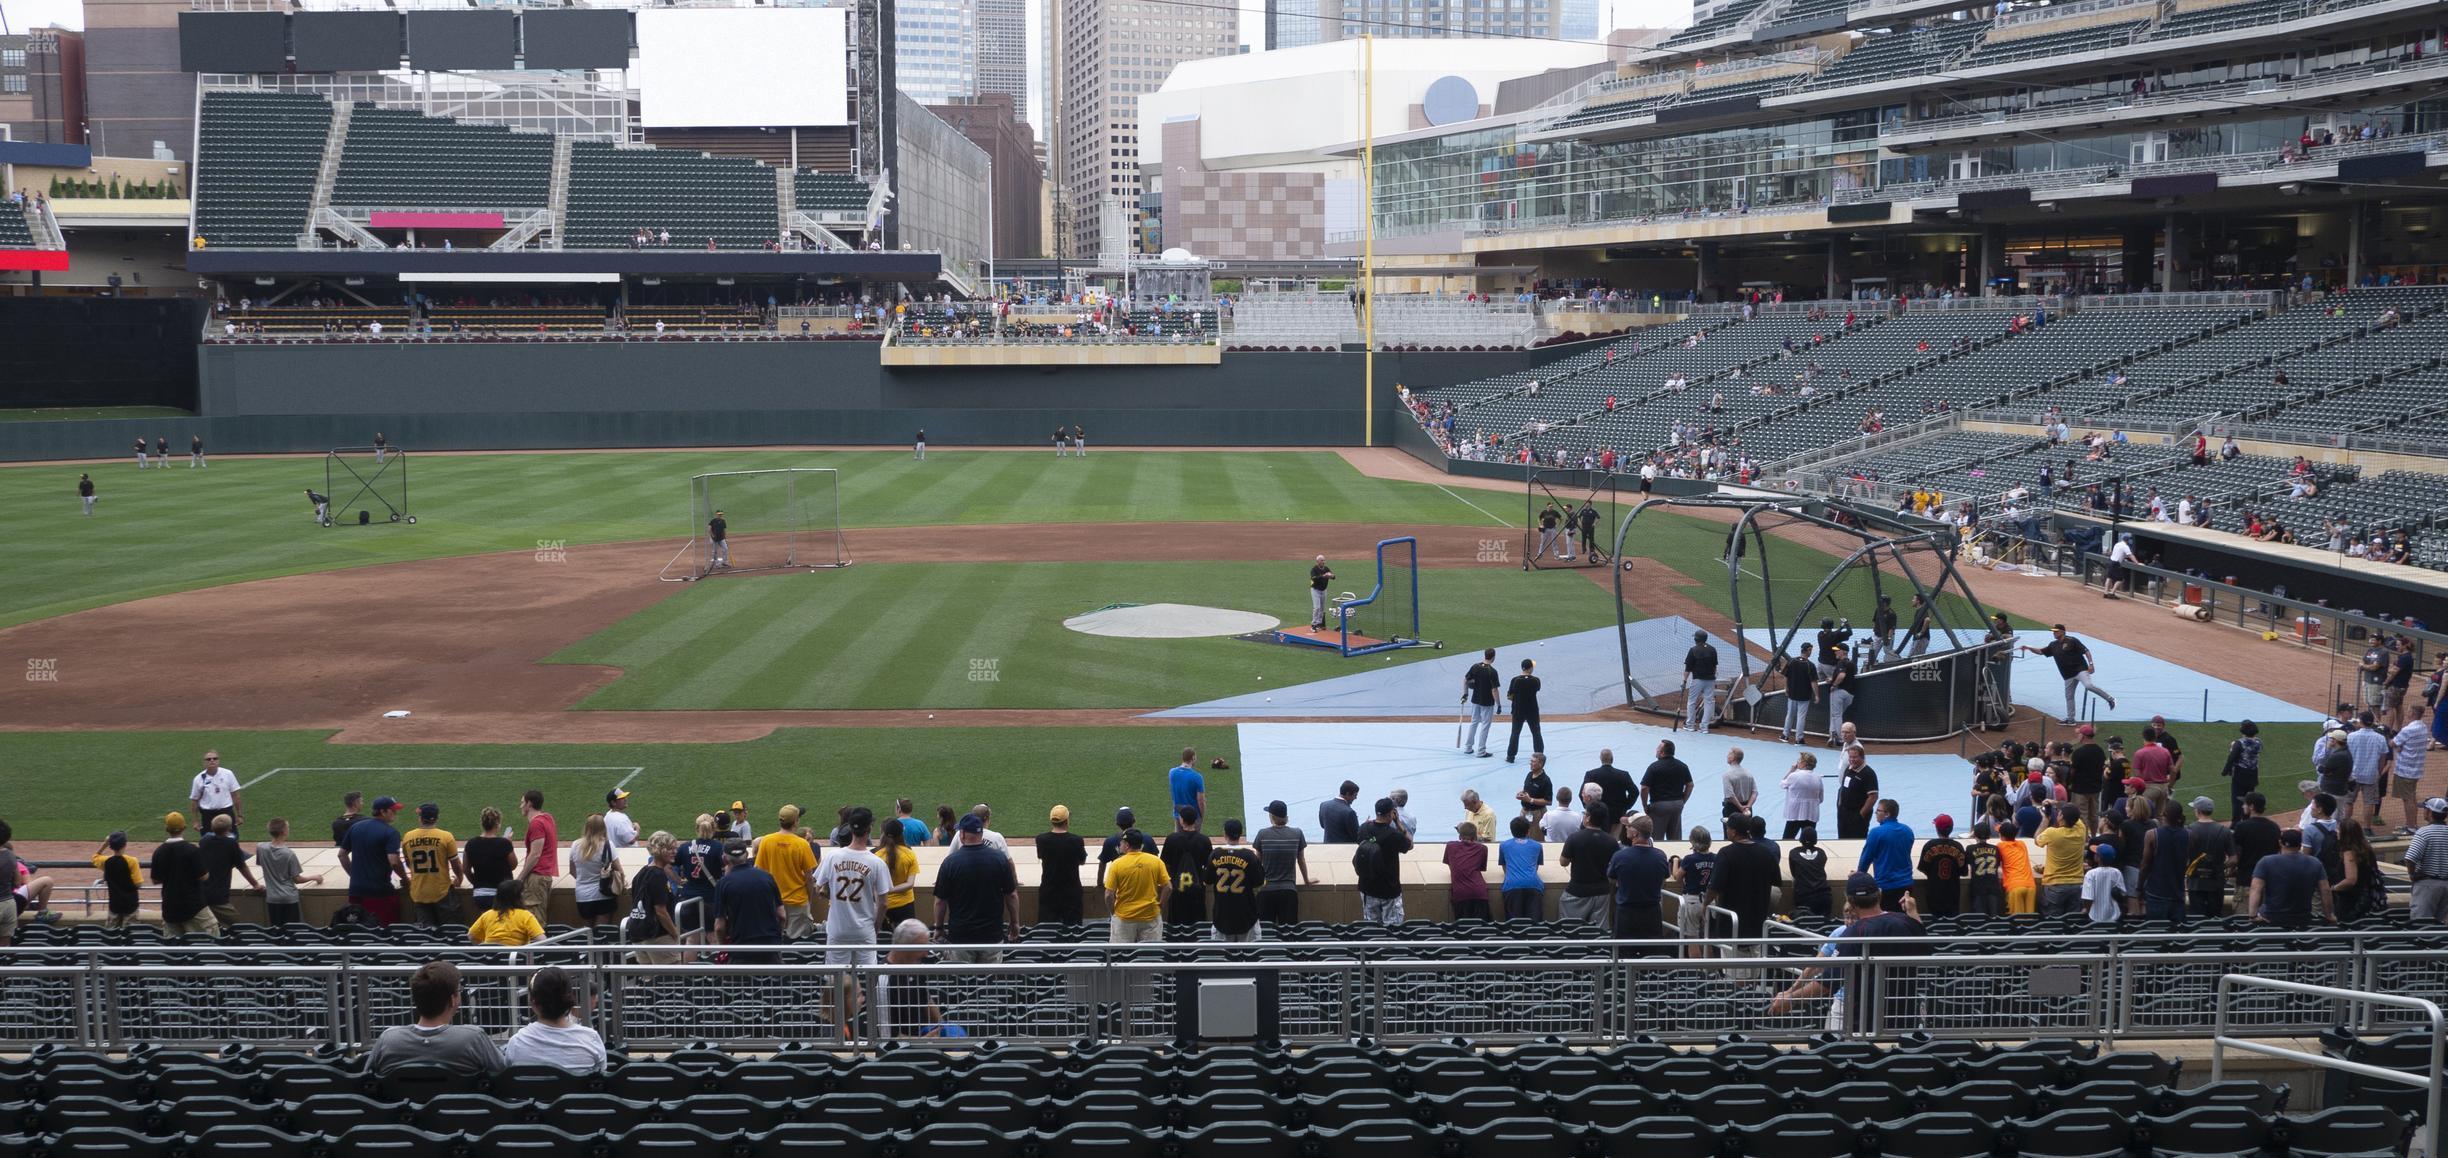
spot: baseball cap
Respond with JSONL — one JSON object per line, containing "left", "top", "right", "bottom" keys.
{"left": 1932, "top": 813, "right": 1954, "bottom": 835}
{"left": 957, "top": 813, "right": 986, "bottom": 834}
{"left": 723, "top": 839, "right": 752, "bottom": 859}
{"left": 777, "top": 804, "right": 801, "bottom": 823}
{"left": 2425, "top": 797, "right": 2448, "bottom": 816}
{"left": 106, "top": 831, "right": 127, "bottom": 850}
{"left": 607, "top": 788, "right": 631, "bottom": 805}
{"left": 2191, "top": 797, "right": 2217, "bottom": 813}
{"left": 729, "top": 801, "right": 746, "bottom": 811}
{"left": 2094, "top": 843, "right": 2117, "bottom": 864}
{"left": 163, "top": 811, "right": 187, "bottom": 834}
{"left": 2027, "top": 770, "right": 2044, "bottom": 782}
{"left": 1265, "top": 800, "right": 1288, "bottom": 818}
{"left": 1843, "top": 872, "right": 1881, "bottom": 902}
{"left": 2327, "top": 729, "right": 2348, "bottom": 743}
{"left": 2122, "top": 776, "right": 2145, "bottom": 789}
{"left": 418, "top": 803, "right": 440, "bottom": 822}
{"left": 370, "top": 796, "right": 399, "bottom": 814}
{"left": 2106, "top": 735, "right": 2125, "bottom": 747}
{"left": 2076, "top": 724, "right": 2095, "bottom": 738}
{"left": 1049, "top": 804, "right": 1070, "bottom": 823}
{"left": 1115, "top": 806, "right": 1135, "bottom": 827}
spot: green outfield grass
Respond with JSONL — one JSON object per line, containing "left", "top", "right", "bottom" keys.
{"left": 0, "top": 726, "right": 1242, "bottom": 842}
{"left": 0, "top": 450, "right": 1511, "bottom": 629}
{"left": 551, "top": 561, "right": 1631, "bottom": 710}
{"left": 0, "top": 406, "right": 194, "bottom": 423}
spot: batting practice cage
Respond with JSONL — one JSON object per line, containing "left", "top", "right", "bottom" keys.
{"left": 1286, "top": 536, "right": 1440, "bottom": 657}
{"left": 1522, "top": 466, "right": 1621, "bottom": 570}
{"left": 324, "top": 447, "right": 411, "bottom": 527}
{"left": 659, "top": 468, "right": 851, "bottom": 581}
{"left": 1611, "top": 496, "right": 2013, "bottom": 741}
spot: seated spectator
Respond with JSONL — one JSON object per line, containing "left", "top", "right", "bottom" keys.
{"left": 500, "top": 966, "right": 606, "bottom": 1073}
{"left": 364, "top": 961, "right": 507, "bottom": 1076}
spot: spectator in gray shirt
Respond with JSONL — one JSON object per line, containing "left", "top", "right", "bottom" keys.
{"left": 365, "top": 960, "right": 507, "bottom": 1076}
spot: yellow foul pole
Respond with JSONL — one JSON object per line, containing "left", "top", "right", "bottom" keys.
{"left": 1362, "top": 35, "right": 1375, "bottom": 447}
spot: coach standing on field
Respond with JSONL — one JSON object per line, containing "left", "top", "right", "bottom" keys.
{"left": 707, "top": 509, "right": 730, "bottom": 569}
{"left": 1506, "top": 659, "right": 1544, "bottom": 763}
{"left": 189, "top": 751, "right": 242, "bottom": 835}
{"left": 78, "top": 473, "right": 96, "bottom": 516}
{"left": 1463, "top": 648, "right": 1500, "bottom": 758}
{"left": 1308, "top": 555, "right": 1334, "bottom": 630}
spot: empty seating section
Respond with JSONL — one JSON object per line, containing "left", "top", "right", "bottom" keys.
{"left": 2068, "top": 293, "right": 2448, "bottom": 421}
{"left": 1799, "top": 22, "right": 1986, "bottom": 91}
{"left": 1224, "top": 294, "right": 1360, "bottom": 349}
{"left": 563, "top": 143, "right": 779, "bottom": 250}
{"left": 193, "top": 92, "right": 334, "bottom": 249}
{"left": 2150, "top": 0, "right": 2310, "bottom": 39}
{"left": 1662, "top": 0, "right": 1777, "bottom": 45}
{"left": 795, "top": 171, "right": 870, "bottom": 215}
{"left": 0, "top": 1039, "right": 2418, "bottom": 1158}
{"left": 2253, "top": 367, "right": 2448, "bottom": 433}
{"left": 1956, "top": 19, "right": 2149, "bottom": 69}
{"left": 1679, "top": 76, "right": 1801, "bottom": 105}
{"left": 0, "top": 206, "right": 33, "bottom": 248}
{"left": 329, "top": 106, "right": 552, "bottom": 211}
{"left": 1373, "top": 295, "right": 1537, "bottom": 349}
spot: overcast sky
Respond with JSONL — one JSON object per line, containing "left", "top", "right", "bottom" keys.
{"left": 2, "top": 0, "right": 1687, "bottom": 37}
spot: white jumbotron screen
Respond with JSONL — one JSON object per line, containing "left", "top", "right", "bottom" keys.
{"left": 635, "top": 8, "right": 849, "bottom": 129}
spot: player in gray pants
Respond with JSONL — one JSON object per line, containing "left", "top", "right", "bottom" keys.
{"left": 708, "top": 510, "right": 730, "bottom": 569}
{"left": 1308, "top": 556, "right": 1334, "bottom": 630}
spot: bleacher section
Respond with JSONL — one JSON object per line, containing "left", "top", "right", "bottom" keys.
{"left": 0, "top": 206, "right": 33, "bottom": 249}
{"left": 795, "top": 171, "right": 870, "bottom": 215}
{"left": 1954, "top": 18, "right": 2151, "bottom": 69}
{"left": 2150, "top": 0, "right": 2307, "bottom": 39}
{"left": 1661, "top": 0, "right": 1777, "bottom": 46}
{"left": 1373, "top": 295, "right": 1537, "bottom": 350}
{"left": 0, "top": 1038, "right": 2418, "bottom": 1158}
{"left": 562, "top": 143, "right": 781, "bottom": 251}
{"left": 328, "top": 105, "right": 553, "bottom": 212}
{"left": 192, "top": 92, "right": 335, "bottom": 250}
{"left": 1796, "top": 22, "right": 1987, "bottom": 92}
{"left": 1223, "top": 293, "right": 1360, "bottom": 350}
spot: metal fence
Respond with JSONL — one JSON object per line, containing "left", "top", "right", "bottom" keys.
{"left": 6, "top": 929, "right": 2445, "bottom": 1052}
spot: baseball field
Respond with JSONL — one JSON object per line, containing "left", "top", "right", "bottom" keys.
{"left": 0, "top": 447, "right": 2296, "bottom": 843}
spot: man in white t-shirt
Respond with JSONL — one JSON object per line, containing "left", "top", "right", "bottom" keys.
{"left": 189, "top": 751, "right": 243, "bottom": 835}
{"left": 813, "top": 808, "right": 890, "bottom": 1036}
{"left": 1780, "top": 754, "right": 1825, "bottom": 840}
{"left": 603, "top": 789, "right": 638, "bottom": 848}
{"left": 813, "top": 809, "right": 889, "bottom": 965}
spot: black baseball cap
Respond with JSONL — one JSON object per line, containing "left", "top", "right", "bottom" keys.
{"left": 1265, "top": 800, "right": 1287, "bottom": 818}
{"left": 1843, "top": 872, "right": 1881, "bottom": 903}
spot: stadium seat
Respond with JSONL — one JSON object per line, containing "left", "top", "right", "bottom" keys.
{"left": 1865, "top": 1112, "right": 2000, "bottom": 1158}
{"left": 1593, "top": 1115, "right": 1720, "bottom": 1158}
{"left": 744, "top": 1122, "right": 870, "bottom": 1156}
{"left": 1041, "top": 1118, "right": 1158, "bottom": 1158}
{"left": 190, "top": 1124, "right": 319, "bottom": 1158}
{"left": 46, "top": 1127, "right": 180, "bottom": 1158}
{"left": 2008, "top": 1107, "right": 2137, "bottom": 1158}
{"left": 608, "top": 1122, "right": 731, "bottom": 1157}
{"left": 2269, "top": 1104, "right": 2415, "bottom": 1156}
{"left": 1739, "top": 1113, "right": 1860, "bottom": 1158}
{"left": 494, "top": 1063, "right": 600, "bottom": 1102}
{"left": 1179, "top": 1120, "right": 1306, "bottom": 1158}
{"left": 463, "top": 1123, "right": 590, "bottom": 1158}
{"left": 2141, "top": 1104, "right": 2272, "bottom": 1156}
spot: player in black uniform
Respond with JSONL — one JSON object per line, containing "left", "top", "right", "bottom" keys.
{"left": 306, "top": 489, "right": 330, "bottom": 525}
{"left": 1071, "top": 424, "right": 1087, "bottom": 455}
{"left": 1505, "top": 659, "right": 1544, "bottom": 763}
{"left": 1207, "top": 820, "right": 1265, "bottom": 942}
{"left": 190, "top": 434, "right": 206, "bottom": 468}
{"left": 78, "top": 473, "right": 96, "bottom": 517}
{"left": 1576, "top": 501, "right": 1603, "bottom": 564}
{"left": 134, "top": 437, "right": 149, "bottom": 469}
{"left": 707, "top": 509, "right": 730, "bottom": 569}
{"left": 154, "top": 436, "right": 169, "bottom": 466}
{"left": 1160, "top": 807, "right": 1213, "bottom": 934}
{"left": 913, "top": 429, "right": 927, "bottom": 461}
{"left": 1534, "top": 506, "right": 1561, "bottom": 562}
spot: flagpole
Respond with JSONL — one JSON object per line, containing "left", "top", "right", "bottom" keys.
{"left": 1362, "top": 34, "right": 1376, "bottom": 448}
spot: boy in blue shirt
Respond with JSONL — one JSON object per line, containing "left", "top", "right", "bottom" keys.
{"left": 1497, "top": 817, "right": 1544, "bottom": 921}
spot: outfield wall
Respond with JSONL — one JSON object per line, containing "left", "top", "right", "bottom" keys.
{"left": 0, "top": 340, "right": 1572, "bottom": 460}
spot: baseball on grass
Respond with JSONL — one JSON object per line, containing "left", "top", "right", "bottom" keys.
{"left": 927, "top": 714, "right": 935, "bottom": 720}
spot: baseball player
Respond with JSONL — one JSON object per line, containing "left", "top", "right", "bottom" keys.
{"left": 914, "top": 428, "right": 927, "bottom": 461}
{"left": 1577, "top": 501, "right": 1603, "bottom": 563}
{"left": 78, "top": 473, "right": 96, "bottom": 517}
{"left": 1054, "top": 427, "right": 1071, "bottom": 457}
{"left": 1071, "top": 424, "right": 1087, "bottom": 456}
{"left": 708, "top": 509, "right": 730, "bottom": 569}
{"left": 306, "top": 489, "right": 330, "bottom": 525}
{"left": 154, "top": 436, "right": 169, "bottom": 467}
{"left": 1534, "top": 505, "right": 1561, "bottom": 562}
{"left": 190, "top": 435, "right": 206, "bottom": 468}
{"left": 373, "top": 432, "right": 389, "bottom": 464}
{"left": 1308, "top": 555, "right": 1334, "bottom": 630}
{"left": 135, "top": 437, "right": 149, "bottom": 469}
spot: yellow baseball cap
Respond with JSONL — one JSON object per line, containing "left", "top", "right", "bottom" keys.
{"left": 778, "top": 804, "right": 801, "bottom": 823}
{"left": 1049, "top": 805, "right": 1070, "bottom": 823}
{"left": 163, "top": 811, "right": 187, "bottom": 833}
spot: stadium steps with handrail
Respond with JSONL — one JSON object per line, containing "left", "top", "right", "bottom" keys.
{"left": 545, "top": 138, "right": 574, "bottom": 252}
{"left": 306, "top": 99, "right": 350, "bottom": 225}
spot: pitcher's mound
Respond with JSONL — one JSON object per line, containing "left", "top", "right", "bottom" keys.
{"left": 1064, "top": 603, "right": 1282, "bottom": 639}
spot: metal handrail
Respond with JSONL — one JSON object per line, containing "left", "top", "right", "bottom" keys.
{"left": 2213, "top": 974, "right": 2442, "bottom": 1158}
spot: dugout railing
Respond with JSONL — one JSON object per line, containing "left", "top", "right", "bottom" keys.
{"left": 5, "top": 929, "right": 2445, "bottom": 1053}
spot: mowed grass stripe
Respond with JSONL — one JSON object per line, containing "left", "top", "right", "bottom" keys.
{"left": 0, "top": 452, "right": 1523, "bottom": 629}
{"left": 909, "top": 565, "right": 1044, "bottom": 705}
{"left": 643, "top": 577, "right": 854, "bottom": 709}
